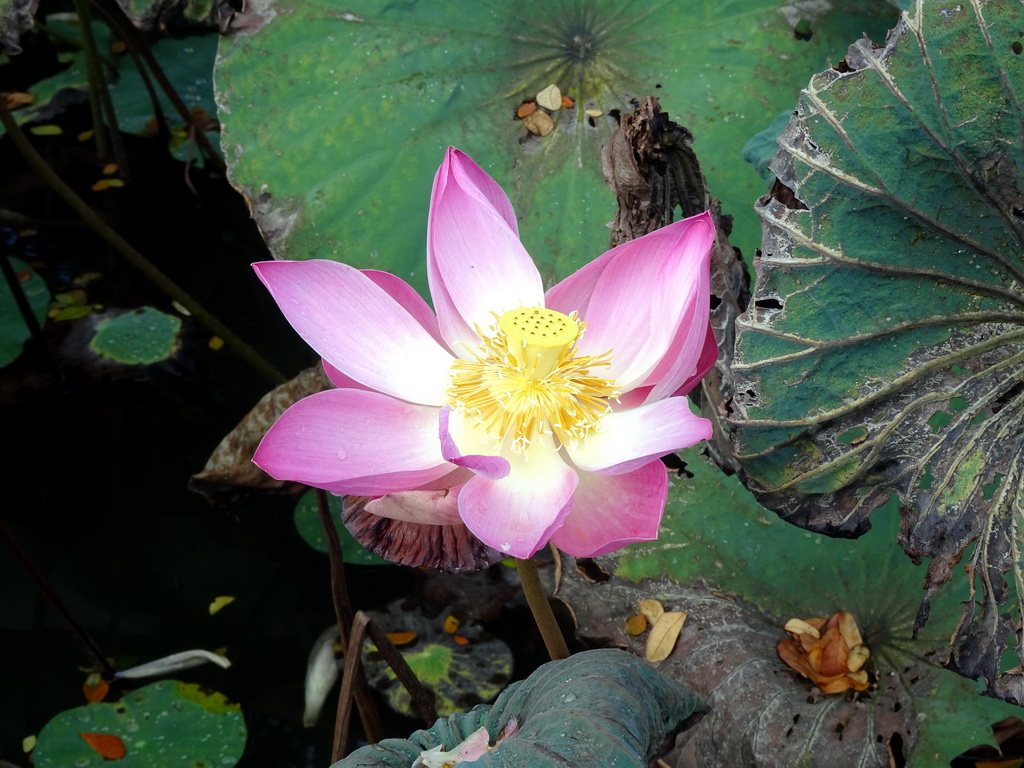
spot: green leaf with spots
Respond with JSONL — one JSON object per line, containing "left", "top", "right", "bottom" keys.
{"left": 337, "top": 649, "right": 703, "bottom": 768}
{"left": 715, "top": 0, "right": 1024, "bottom": 700}
{"left": 361, "top": 599, "right": 512, "bottom": 718}
{"left": 90, "top": 307, "right": 181, "bottom": 364}
{"left": 0, "top": 258, "right": 50, "bottom": 368}
{"left": 32, "top": 680, "right": 246, "bottom": 768}
{"left": 214, "top": 0, "right": 898, "bottom": 293}
{"left": 560, "top": 446, "right": 1020, "bottom": 767}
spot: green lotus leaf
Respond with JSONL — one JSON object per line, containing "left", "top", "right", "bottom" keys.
{"left": 0, "top": 258, "right": 50, "bottom": 368}
{"left": 560, "top": 445, "right": 1021, "bottom": 767}
{"left": 293, "top": 488, "right": 388, "bottom": 565}
{"left": 90, "top": 306, "right": 181, "bottom": 364}
{"left": 214, "top": 0, "right": 899, "bottom": 295}
{"left": 715, "top": 0, "right": 1024, "bottom": 699}
{"left": 336, "top": 648, "right": 703, "bottom": 768}
{"left": 361, "top": 598, "right": 513, "bottom": 718}
{"left": 32, "top": 680, "right": 246, "bottom": 768}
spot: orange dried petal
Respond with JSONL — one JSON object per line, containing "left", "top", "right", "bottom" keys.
{"left": 817, "top": 627, "right": 851, "bottom": 677}
{"left": 516, "top": 101, "right": 537, "bottom": 119}
{"left": 777, "top": 638, "right": 818, "bottom": 679}
{"left": 385, "top": 631, "right": 417, "bottom": 646}
{"left": 624, "top": 614, "right": 647, "bottom": 636}
{"left": 80, "top": 732, "right": 126, "bottom": 759}
{"left": 82, "top": 678, "right": 109, "bottom": 703}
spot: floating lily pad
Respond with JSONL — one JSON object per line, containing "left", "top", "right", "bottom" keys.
{"left": 559, "top": 445, "right": 1021, "bottom": 767}
{"left": 32, "top": 680, "right": 247, "bottom": 768}
{"left": 215, "top": 0, "right": 898, "bottom": 292}
{"left": 717, "top": 0, "right": 1024, "bottom": 699}
{"left": 361, "top": 598, "right": 513, "bottom": 718}
{"left": 293, "top": 488, "right": 387, "bottom": 566}
{"left": 0, "top": 258, "right": 50, "bottom": 368}
{"left": 338, "top": 649, "right": 703, "bottom": 768}
{"left": 90, "top": 307, "right": 181, "bottom": 364}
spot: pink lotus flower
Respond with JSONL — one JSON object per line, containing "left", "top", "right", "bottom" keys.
{"left": 253, "top": 148, "right": 715, "bottom": 559}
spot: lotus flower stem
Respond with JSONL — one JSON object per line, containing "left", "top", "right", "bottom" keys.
{"left": 516, "top": 556, "right": 570, "bottom": 660}
{"left": 315, "top": 490, "right": 382, "bottom": 748}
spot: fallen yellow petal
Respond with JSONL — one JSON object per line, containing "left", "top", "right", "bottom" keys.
{"left": 837, "top": 611, "right": 864, "bottom": 649}
{"left": 847, "top": 644, "right": 871, "bottom": 672}
{"left": 638, "top": 598, "right": 664, "bottom": 626}
{"left": 784, "top": 618, "right": 821, "bottom": 639}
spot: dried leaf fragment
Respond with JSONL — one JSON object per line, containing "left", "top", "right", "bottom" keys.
{"left": 522, "top": 110, "right": 554, "bottom": 136}
{"left": 536, "top": 83, "right": 562, "bottom": 111}
{"left": 3, "top": 91, "right": 33, "bottom": 109}
{"left": 646, "top": 611, "right": 686, "bottom": 662}
{"left": 386, "top": 631, "right": 417, "bottom": 646}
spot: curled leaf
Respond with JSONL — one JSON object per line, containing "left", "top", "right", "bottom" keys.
{"left": 304, "top": 625, "right": 340, "bottom": 727}
{"left": 114, "top": 649, "right": 231, "bottom": 679}
{"left": 337, "top": 649, "right": 704, "bottom": 768}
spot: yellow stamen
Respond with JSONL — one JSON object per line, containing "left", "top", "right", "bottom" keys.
{"left": 447, "top": 307, "right": 619, "bottom": 453}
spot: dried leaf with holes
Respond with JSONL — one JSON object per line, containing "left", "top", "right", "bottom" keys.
{"left": 778, "top": 611, "right": 871, "bottom": 694}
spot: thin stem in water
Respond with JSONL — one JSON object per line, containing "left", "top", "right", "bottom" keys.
{"left": 0, "top": 99, "right": 287, "bottom": 386}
